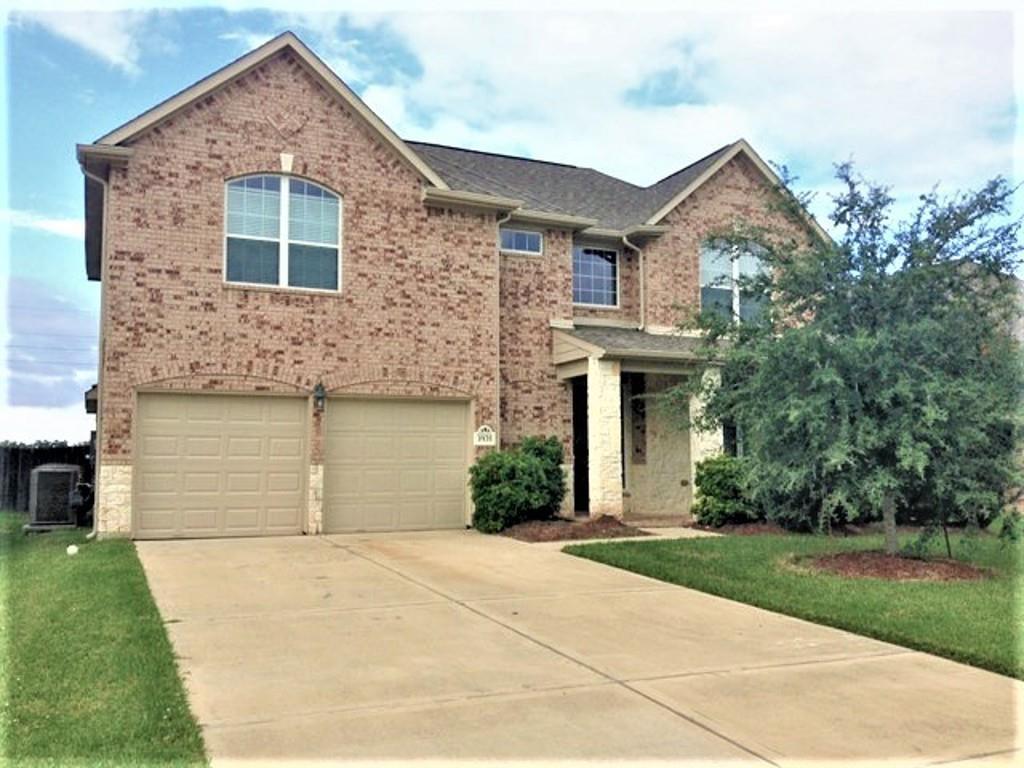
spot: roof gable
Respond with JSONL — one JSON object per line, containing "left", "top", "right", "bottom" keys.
{"left": 93, "top": 31, "right": 448, "bottom": 189}
{"left": 645, "top": 140, "right": 831, "bottom": 243}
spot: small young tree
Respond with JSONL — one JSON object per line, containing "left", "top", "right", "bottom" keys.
{"left": 685, "top": 164, "right": 1022, "bottom": 554}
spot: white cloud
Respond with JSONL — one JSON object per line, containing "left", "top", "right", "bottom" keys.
{"left": 0, "top": 404, "right": 94, "bottom": 444}
{"left": 1, "top": 209, "right": 84, "bottom": 239}
{"left": 279, "top": 10, "right": 1014, "bottom": 213}
{"left": 16, "top": 10, "right": 148, "bottom": 74}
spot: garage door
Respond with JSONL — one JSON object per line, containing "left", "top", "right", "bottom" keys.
{"left": 324, "top": 398, "right": 469, "bottom": 532}
{"left": 134, "top": 393, "right": 307, "bottom": 539}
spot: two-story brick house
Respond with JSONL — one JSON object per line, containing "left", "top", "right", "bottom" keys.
{"left": 78, "top": 32, "right": 819, "bottom": 539}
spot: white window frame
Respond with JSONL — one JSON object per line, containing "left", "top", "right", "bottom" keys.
{"left": 499, "top": 227, "right": 544, "bottom": 256}
{"left": 223, "top": 174, "right": 343, "bottom": 293}
{"left": 572, "top": 244, "right": 621, "bottom": 309}
{"left": 700, "top": 241, "right": 762, "bottom": 321}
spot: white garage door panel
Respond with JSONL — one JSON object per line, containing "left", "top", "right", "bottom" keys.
{"left": 323, "top": 398, "right": 469, "bottom": 533}
{"left": 135, "top": 393, "right": 307, "bottom": 539}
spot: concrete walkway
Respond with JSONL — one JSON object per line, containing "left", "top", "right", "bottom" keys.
{"left": 137, "top": 530, "right": 1021, "bottom": 766}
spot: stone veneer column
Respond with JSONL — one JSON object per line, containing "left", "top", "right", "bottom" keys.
{"left": 307, "top": 464, "right": 324, "bottom": 533}
{"left": 587, "top": 356, "right": 624, "bottom": 518}
{"left": 688, "top": 368, "right": 724, "bottom": 508}
{"left": 96, "top": 464, "right": 133, "bottom": 538}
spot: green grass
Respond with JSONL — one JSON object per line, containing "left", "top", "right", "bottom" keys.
{"left": 1, "top": 511, "right": 206, "bottom": 767}
{"left": 566, "top": 529, "right": 1023, "bottom": 679}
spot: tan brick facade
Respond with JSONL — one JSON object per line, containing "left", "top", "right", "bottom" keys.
{"left": 90, "top": 46, "right": 805, "bottom": 534}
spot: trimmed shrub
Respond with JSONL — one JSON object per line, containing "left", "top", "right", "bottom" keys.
{"left": 469, "top": 435, "right": 567, "bottom": 533}
{"left": 518, "top": 435, "right": 567, "bottom": 517}
{"left": 692, "top": 454, "right": 760, "bottom": 528}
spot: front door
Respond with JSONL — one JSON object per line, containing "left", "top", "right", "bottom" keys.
{"left": 571, "top": 377, "right": 589, "bottom": 515}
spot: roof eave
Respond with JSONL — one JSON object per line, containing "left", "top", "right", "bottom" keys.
{"left": 508, "top": 208, "right": 598, "bottom": 231}
{"left": 422, "top": 187, "right": 524, "bottom": 213}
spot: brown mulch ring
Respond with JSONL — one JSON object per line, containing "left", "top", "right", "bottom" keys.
{"left": 808, "top": 551, "right": 991, "bottom": 582}
{"left": 690, "top": 521, "right": 790, "bottom": 536}
{"left": 501, "top": 515, "right": 652, "bottom": 543}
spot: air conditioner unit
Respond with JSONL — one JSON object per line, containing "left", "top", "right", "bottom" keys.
{"left": 26, "top": 463, "right": 81, "bottom": 531}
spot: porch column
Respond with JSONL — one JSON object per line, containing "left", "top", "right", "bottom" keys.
{"left": 587, "top": 356, "right": 624, "bottom": 518}
{"left": 688, "top": 368, "right": 724, "bottom": 508}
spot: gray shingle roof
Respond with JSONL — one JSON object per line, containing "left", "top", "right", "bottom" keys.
{"left": 566, "top": 326, "right": 704, "bottom": 360}
{"left": 406, "top": 141, "right": 733, "bottom": 230}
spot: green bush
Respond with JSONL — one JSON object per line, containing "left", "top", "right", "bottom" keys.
{"left": 469, "top": 436, "right": 567, "bottom": 533}
{"left": 692, "top": 454, "right": 760, "bottom": 527}
{"left": 518, "top": 436, "right": 567, "bottom": 517}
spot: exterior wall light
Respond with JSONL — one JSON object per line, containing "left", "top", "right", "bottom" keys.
{"left": 313, "top": 382, "right": 326, "bottom": 411}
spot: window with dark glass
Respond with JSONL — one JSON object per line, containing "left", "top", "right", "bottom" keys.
{"left": 573, "top": 246, "right": 618, "bottom": 306}
{"left": 225, "top": 175, "right": 340, "bottom": 290}
{"left": 699, "top": 241, "right": 766, "bottom": 322}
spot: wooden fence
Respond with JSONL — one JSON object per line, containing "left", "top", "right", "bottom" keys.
{"left": 0, "top": 443, "right": 93, "bottom": 512}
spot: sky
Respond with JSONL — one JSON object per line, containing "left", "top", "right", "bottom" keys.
{"left": 1, "top": 1, "right": 1020, "bottom": 444}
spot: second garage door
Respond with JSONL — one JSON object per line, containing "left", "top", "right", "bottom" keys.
{"left": 323, "top": 398, "right": 470, "bottom": 533}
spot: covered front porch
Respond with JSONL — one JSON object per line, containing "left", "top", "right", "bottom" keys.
{"left": 553, "top": 326, "right": 723, "bottom": 523}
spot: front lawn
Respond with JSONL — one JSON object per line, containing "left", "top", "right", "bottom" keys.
{"left": 0, "top": 511, "right": 206, "bottom": 767}
{"left": 566, "top": 530, "right": 1022, "bottom": 679}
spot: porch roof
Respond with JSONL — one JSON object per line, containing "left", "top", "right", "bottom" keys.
{"left": 553, "top": 326, "right": 706, "bottom": 363}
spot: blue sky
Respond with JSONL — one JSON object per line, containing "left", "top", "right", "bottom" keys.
{"left": 1, "top": 3, "right": 1020, "bottom": 442}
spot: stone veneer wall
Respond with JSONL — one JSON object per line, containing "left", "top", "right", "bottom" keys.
{"left": 586, "top": 357, "right": 624, "bottom": 517}
{"left": 623, "top": 373, "right": 694, "bottom": 519}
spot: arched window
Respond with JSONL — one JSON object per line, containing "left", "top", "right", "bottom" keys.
{"left": 225, "top": 175, "right": 341, "bottom": 291}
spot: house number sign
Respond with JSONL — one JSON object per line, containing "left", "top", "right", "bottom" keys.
{"left": 473, "top": 425, "right": 497, "bottom": 447}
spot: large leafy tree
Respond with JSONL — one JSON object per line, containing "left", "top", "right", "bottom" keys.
{"left": 685, "top": 164, "right": 1022, "bottom": 554}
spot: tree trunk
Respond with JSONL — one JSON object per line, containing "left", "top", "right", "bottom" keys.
{"left": 882, "top": 494, "right": 899, "bottom": 556}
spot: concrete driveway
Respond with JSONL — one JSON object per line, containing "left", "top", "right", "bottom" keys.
{"left": 137, "top": 531, "right": 1020, "bottom": 766}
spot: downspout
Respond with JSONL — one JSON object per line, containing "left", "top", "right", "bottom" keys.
{"left": 622, "top": 234, "right": 644, "bottom": 330}
{"left": 81, "top": 165, "right": 108, "bottom": 541}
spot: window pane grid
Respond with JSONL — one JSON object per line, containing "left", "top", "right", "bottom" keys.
{"left": 289, "top": 180, "right": 339, "bottom": 246}
{"left": 225, "top": 175, "right": 341, "bottom": 291}
{"left": 500, "top": 228, "right": 542, "bottom": 254}
{"left": 573, "top": 247, "right": 617, "bottom": 306}
{"left": 699, "top": 241, "right": 767, "bottom": 323}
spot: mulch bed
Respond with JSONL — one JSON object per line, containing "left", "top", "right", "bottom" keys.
{"left": 690, "top": 521, "right": 790, "bottom": 536}
{"left": 809, "top": 551, "right": 990, "bottom": 582}
{"left": 501, "top": 515, "right": 651, "bottom": 543}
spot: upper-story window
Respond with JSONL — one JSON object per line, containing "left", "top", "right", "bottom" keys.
{"left": 225, "top": 175, "right": 341, "bottom": 291}
{"left": 500, "top": 228, "right": 543, "bottom": 255}
{"left": 699, "top": 240, "right": 766, "bottom": 322}
{"left": 573, "top": 245, "right": 618, "bottom": 307}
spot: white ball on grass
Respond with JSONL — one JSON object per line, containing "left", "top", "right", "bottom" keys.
{"left": 66, "top": 544, "right": 79, "bottom": 556}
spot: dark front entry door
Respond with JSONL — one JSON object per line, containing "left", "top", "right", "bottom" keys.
{"left": 571, "top": 376, "right": 589, "bottom": 515}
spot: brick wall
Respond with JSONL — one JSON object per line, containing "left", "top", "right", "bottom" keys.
{"left": 99, "top": 50, "right": 500, "bottom": 469}
{"left": 498, "top": 229, "right": 573, "bottom": 453}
